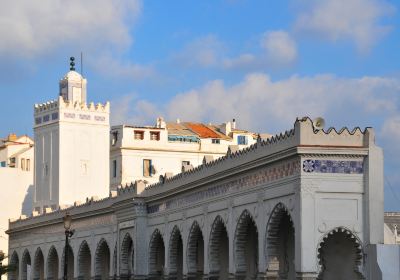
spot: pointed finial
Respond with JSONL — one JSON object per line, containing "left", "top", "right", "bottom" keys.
{"left": 70, "top": 57, "right": 75, "bottom": 71}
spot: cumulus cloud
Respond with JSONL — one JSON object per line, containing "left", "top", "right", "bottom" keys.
{"left": 171, "top": 35, "right": 225, "bottom": 68}
{"left": 261, "top": 31, "right": 297, "bottom": 65}
{"left": 294, "top": 0, "right": 394, "bottom": 52}
{"left": 0, "top": 0, "right": 141, "bottom": 57}
{"left": 115, "top": 73, "right": 400, "bottom": 134}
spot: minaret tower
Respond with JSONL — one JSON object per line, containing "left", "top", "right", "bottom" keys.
{"left": 33, "top": 57, "right": 110, "bottom": 213}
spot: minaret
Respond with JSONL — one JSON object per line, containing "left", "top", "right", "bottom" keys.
{"left": 33, "top": 57, "right": 110, "bottom": 213}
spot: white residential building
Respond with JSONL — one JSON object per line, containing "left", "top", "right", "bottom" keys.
{"left": 0, "top": 134, "right": 34, "bottom": 254}
{"left": 32, "top": 64, "right": 110, "bottom": 213}
{"left": 110, "top": 118, "right": 259, "bottom": 191}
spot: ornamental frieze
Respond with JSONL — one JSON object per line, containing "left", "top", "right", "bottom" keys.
{"left": 147, "top": 159, "right": 301, "bottom": 214}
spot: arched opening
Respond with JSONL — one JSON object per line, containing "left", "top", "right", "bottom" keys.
{"left": 209, "top": 216, "right": 229, "bottom": 279}
{"left": 21, "top": 249, "right": 31, "bottom": 280}
{"left": 318, "top": 228, "right": 363, "bottom": 280}
{"left": 187, "top": 221, "right": 204, "bottom": 279}
{"left": 266, "top": 203, "right": 295, "bottom": 279}
{"left": 62, "top": 245, "right": 74, "bottom": 280}
{"left": 234, "top": 210, "right": 258, "bottom": 279}
{"left": 33, "top": 248, "right": 44, "bottom": 280}
{"left": 78, "top": 241, "right": 91, "bottom": 280}
{"left": 47, "top": 246, "right": 59, "bottom": 280}
{"left": 148, "top": 229, "right": 165, "bottom": 278}
{"left": 9, "top": 251, "right": 19, "bottom": 280}
{"left": 95, "top": 239, "right": 111, "bottom": 280}
{"left": 169, "top": 226, "right": 183, "bottom": 280}
{"left": 120, "top": 233, "right": 134, "bottom": 279}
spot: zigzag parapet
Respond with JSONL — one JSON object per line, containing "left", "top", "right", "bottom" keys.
{"left": 142, "top": 117, "right": 374, "bottom": 197}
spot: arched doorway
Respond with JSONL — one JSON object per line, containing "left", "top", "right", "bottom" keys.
{"left": 33, "top": 248, "right": 44, "bottom": 280}
{"left": 62, "top": 245, "right": 74, "bottom": 280}
{"left": 234, "top": 210, "right": 258, "bottom": 279}
{"left": 266, "top": 203, "right": 295, "bottom": 279}
{"left": 120, "top": 233, "right": 134, "bottom": 279}
{"left": 9, "top": 251, "right": 19, "bottom": 280}
{"left": 187, "top": 221, "right": 204, "bottom": 279}
{"left": 318, "top": 228, "right": 363, "bottom": 280}
{"left": 148, "top": 229, "right": 165, "bottom": 279}
{"left": 21, "top": 249, "right": 31, "bottom": 280}
{"left": 209, "top": 216, "right": 229, "bottom": 279}
{"left": 78, "top": 241, "right": 91, "bottom": 280}
{"left": 47, "top": 246, "right": 59, "bottom": 280}
{"left": 95, "top": 239, "right": 111, "bottom": 280}
{"left": 169, "top": 226, "right": 183, "bottom": 279}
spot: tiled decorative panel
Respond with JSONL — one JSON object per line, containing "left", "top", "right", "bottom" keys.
{"left": 302, "top": 159, "right": 363, "bottom": 174}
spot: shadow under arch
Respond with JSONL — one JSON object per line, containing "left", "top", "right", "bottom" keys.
{"left": 186, "top": 220, "right": 204, "bottom": 279}
{"left": 317, "top": 227, "right": 364, "bottom": 280}
{"left": 120, "top": 233, "right": 134, "bottom": 280}
{"left": 148, "top": 228, "right": 165, "bottom": 279}
{"left": 208, "top": 215, "right": 229, "bottom": 279}
{"left": 95, "top": 238, "right": 111, "bottom": 280}
{"left": 33, "top": 247, "right": 44, "bottom": 280}
{"left": 47, "top": 246, "right": 59, "bottom": 280}
{"left": 265, "top": 202, "right": 295, "bottom": 279}
{"left": 234, "top": 209, "right": 259, "bottom": 278}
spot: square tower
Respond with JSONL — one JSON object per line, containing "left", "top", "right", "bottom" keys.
{"left": 33, "top": 68, "right": 110, "bottom": 212}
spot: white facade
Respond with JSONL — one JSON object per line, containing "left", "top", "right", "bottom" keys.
{"left": 110, "top": 119, "right": 258, "bottom": 191}
{"left": 33, "top": 70, "right": 110, "bottom": 212}
{"left": 7, "top": 118, "right": 393, "bottom": 280}
{"left": 0, "top": 135, "right": 34, "bottom": 257}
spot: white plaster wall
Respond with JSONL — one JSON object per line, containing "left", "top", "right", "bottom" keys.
{"left": 0, "top": 168, "right": 33, "bottom": 253}
{"left": 58, "top": 120, "right": 109, "bottom": 206}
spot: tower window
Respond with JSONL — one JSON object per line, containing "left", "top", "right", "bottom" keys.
{"left": 26, "top": 159, "right": 30, "bottom": 171}
{"left": 111, "top": 131, "right": 118, "bottom": 146}
{"left": 134, "top": 131, "right": 144, "bottom": 140}
{"left": 150, "top": 131, "right": 160, "bottom": 141}
{"left": 112, "top": 160, "right": 117, "bottom": 178}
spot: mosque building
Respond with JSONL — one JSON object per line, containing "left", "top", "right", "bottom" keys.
{"left": 5, "top": 60, "right": 398, "bottom": 280}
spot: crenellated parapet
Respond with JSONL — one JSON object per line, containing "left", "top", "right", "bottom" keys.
{"left": 142, "top": 117, "right": 375, "bottom": 197}
{"left": 34, "top": 96, "right": 110, "bottom": 127}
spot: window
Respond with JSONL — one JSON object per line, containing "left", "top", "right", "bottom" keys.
{"left": 21, "top": 158, "right": 25, "bottom": 171}
{"left": 143, "top": 159, "right": 152, "bottom": 177}
{"left": 112, "top": 160, "right": 117, "bottom": 178}
{"left": 150, "top": 131, "right": 160, "bottom": 141}
{"left": 237, "top": 135, "right": 248, "bottom": 145}
{"left": 26, "top": 159, "right": 30, "bottom": 171}
{"left": 0, "top": 161, "right": 5, "bottom": 167}
{"left": 211, "top": 139, "right": 220, "bottom": 144}
{"left": 9, "top": 157, "right": 16, "bottom": 168}
{"left": 134, "top": 130, "right": 144, "bottom": 140}
{"left": 111, "top": 131, "right": 118, "bottom": 146}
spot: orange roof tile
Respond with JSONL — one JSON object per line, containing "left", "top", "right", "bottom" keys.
{"left": 184, "top": 123, "right": 222, "bottom": 139}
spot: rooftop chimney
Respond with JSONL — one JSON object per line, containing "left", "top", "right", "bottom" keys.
{"left": 7, "top": 133, "right": 17, "bottom": 142}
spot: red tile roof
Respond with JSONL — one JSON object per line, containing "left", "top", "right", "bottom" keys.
{"left": 184, "top": 123, "right": 222, "bottom": 139}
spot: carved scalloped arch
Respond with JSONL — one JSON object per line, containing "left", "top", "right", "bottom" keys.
{"left": 317, "top": 227, "right": 364, "bottom": 278}
{"left": 234, "top": 209, "right": 259, "bottom": 273}
{"left": 186, "top": 220, "right": 204, "bottom": 274}
{"left": 95, "top": 238, "right": 111, "bottom": 278}
{"left": 148, "top": 228, "right": 165, "bottom": 276}
{"left": 77, "top": 240, "right": 91, "bottom": 279}
{"left": 265, "top": 202, "right": 293, "bottom": 264}
{"left": 9, "top": 251, "right": 19, "bottom": 280}
{"left": 120, "top": 233, "right": 133, "bottom": 277}
{"left": 33, "top": 247, "right": 44, "bottom": 280}
{"left": 47, "top": 246, "right": 59, "bottom": 280}
{"left": 208, "top": 215, "right": 228, "bottom": 273}
{"left": 168, "top": 225, "right": 183, "bottom": 275}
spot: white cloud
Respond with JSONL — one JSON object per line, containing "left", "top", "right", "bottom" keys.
{"left": 261, "top": 31, "right": 297, "bottom": 65}
{"left": 0, "top": 0, "right": 141, "bottom": 57}
{"left": 294, "top": 0, "right": 394, "bottom": 52}
{"left": 223, "top": 54, "right": 256, "bottom": 69}
{"left": 171, "top": 35, "right": 224, "bottom": 68}
{"left": 90, "top": 54, "right": 154, "bottom": 81}
{"left": 115, "top": 73, "right": 400, "bottom": 135}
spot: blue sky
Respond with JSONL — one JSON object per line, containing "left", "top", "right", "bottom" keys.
{"left": 1, "top": 0, "right": 400, "bottom": 210}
